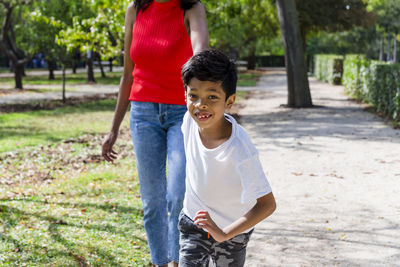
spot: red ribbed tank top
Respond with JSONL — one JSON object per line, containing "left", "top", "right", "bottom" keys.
{"left": 129, "top": 0, "right": 193, "bottom": 105}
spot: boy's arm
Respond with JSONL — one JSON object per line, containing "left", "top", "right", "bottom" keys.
{"left": 193, "top": 192, "right": 276, "bottom": 242}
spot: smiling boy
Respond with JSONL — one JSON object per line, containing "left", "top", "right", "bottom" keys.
{"left": 179, "top": 50, "right": 276, "bottom": 266}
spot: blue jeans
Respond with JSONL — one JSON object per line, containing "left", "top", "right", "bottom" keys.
{"left": 130, "top": 101, "right": 187, "bottom": 265}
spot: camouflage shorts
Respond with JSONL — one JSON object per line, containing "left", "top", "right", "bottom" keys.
{"left": 178, "top": 211, "right": 253, "bottom": 267}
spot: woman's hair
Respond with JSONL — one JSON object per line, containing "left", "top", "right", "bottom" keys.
{"left": 181, "top": 49, "right": 237, "bottom": 99}
{"left": 134, "top": 0, "right": 200, "bottom": 14}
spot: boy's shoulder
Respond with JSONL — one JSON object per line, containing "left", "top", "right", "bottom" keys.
{"left": 226, "top": 114, "right": 258, "bottom": 160}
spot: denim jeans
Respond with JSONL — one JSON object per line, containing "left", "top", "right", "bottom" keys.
{"left": 130, "top": 101, "right": 187, "bottom": 265}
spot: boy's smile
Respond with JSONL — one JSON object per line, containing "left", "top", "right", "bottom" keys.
{"left": 186, "top": 78, "right": 235, "bottom": 142}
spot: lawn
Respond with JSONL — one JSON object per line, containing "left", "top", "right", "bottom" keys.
{"left": 237, "top": 72, "right": 261, "bottom": 87}
{"left": 0, "top": 74, "right": 250, "bottom": 266}
{"left": 0, "top": 71, "right": 122, "bottom": 86}
{"left": 0, "top": 69, "right": 259, "bottom": 88}
{"left": 0, "top": 99, "right": 125, "bottom": 153}
{"left": 0, "top": 99, "right": 152, "bottom": 266}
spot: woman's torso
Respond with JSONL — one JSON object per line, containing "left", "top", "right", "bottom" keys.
{"left": 129, "top": 0, "right": 193, "bottom": 105}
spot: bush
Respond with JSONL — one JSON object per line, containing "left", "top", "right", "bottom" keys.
{"left": 342, "top": 54, "right": 370, "bottom": 100}
{"left": 314, "top": 54, "right": 344, "bottom": 85}
{"left": 343, "top": 55, "right": 400, "bottom": 121}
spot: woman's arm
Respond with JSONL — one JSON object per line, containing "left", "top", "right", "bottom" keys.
{"left": 185, "top": 1, "right": 209, "bottom": 54}
{"left": 194, "top": 192, "right": 276, "bottom": 242}
{"left": 102, "top": 3, "right": 136, "bottom": 162}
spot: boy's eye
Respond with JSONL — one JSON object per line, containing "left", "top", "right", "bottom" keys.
{"left": 188, "top": 94, "right": 197, "bottom": 99}
{"left": 208, "top": 95, "right": 217, "bottom": 99}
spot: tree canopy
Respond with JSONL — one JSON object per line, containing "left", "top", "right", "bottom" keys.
{"left": 205, "top": 0, "right": 279, "bottom": 68}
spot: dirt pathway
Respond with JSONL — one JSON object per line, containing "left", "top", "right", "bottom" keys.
{"left": 240, "top": 69, "right": 400, "bottom": 266}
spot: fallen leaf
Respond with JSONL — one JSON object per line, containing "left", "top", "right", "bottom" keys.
{"left": 291, "top": 172, "right": 303, "bottom": 176}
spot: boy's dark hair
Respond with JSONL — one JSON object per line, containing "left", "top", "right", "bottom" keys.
{"left": 182, "top": 49, "right": 237, "bottom": 99}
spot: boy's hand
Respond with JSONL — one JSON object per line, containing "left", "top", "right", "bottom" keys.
{"left": 193, "top": 211, "right": 228, "bottom": 242}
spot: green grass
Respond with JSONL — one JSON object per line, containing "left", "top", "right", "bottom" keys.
{"left": 0, "top": 99, "right": 127, "bottom": 153}
{"left": 0, "top": 158, "right": 151, "bottom": 266}
{"left": 0, "top": 70, "right": 258, "bottom": 87}
{"left": 0, "top": 99, "right": 151, "bottom": 265}
{"left": 237, "top": 73, "right": 261, "bottom": 87}
{"left": 0, "top": 71, "right": 122, "bottom": 86}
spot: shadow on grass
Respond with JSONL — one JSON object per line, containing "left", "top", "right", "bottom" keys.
{"left": 0, "top": 198, "right": 146, "bottom": 266}
{"left": 0, "top": 126, "right": 67, "bottom": 142}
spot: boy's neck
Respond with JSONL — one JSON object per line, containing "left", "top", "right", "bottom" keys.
{"left": 198, "top": 116, "right": 232, "bottom": 149}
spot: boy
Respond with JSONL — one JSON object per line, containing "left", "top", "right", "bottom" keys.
{"left": 179, "top": 49, "right": 276, "bottom": 266}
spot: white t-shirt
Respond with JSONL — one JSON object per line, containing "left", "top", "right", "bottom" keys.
{"left": 181, "top": 112, "right": 272, "bottom": 232}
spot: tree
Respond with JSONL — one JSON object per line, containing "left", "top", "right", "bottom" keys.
{"left": 0, "top": 0, "right": 35, "bottom": 89}
{"left": 276, "top": 0, "right": 312, "bottom": 107}
{"left": 367, "top": 0, "right": 400, "bottom": 62}
{"left": 58, "top": 0, "right": 127, "bottom": 82}
{"left": 205, "top": 0, "right": 279, "bottom": 69}
{"left": 296, "top": 0, "right": 374, "bottom": 50}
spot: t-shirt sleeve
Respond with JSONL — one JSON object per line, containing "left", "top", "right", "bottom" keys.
{"left": 237, "top": 153, "right": 272, "bottom": 204}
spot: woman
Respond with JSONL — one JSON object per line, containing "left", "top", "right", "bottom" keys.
{"left": 101, "top": 0, "right": 209, "bottom": 266}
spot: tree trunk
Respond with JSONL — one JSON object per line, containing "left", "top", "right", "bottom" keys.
{"left": 72, "top": 60, "right": 77, "bottom": 74}
{"left": 62, "top": 65, "right": 66, "bottom": 103}
{"left": 14, "top": 63, "right": 24, "bottom": 90}
{"left": 247, "top": 44, "right": 257, "bottom": 70}
{"left": 276, "top": 0, "right": 312, "bottom": 107}
{"left": 379, "top": 34, "right": 384, "bottom": 61}
{"left": 109, "top": 58, "right": 113, "bottom": 72}
{"left": 97, "top": 57, "right": 106, "bottom": 78}
{"left": 86, "top": 57, "right": 96, "bottom": 83}
{"left": 387, "top": 34, "right": 392, "bottom": 62}
{"left": 393, "top": 33, "right": 397, "bottom": 63}
{"left": 48, "top": 60, "right": 56, "bottom": 80}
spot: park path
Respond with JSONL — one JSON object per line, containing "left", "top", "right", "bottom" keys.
{"left": 1, "top": 68, "right": 399, "bottom": 266}
{"left": 240, "top": 69, "right": 400, "bottom": 266}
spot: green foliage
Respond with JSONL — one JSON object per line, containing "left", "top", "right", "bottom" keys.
{"left": 367, "top": 0, "right": 400, "bottom": 34}
{"left": 204, "top": 0, "right": 280, "bottom": 58}
{"left": 314, "top": 54, "right": 344, "bottom": 85}
{"left": 343, "top": 55, "right": 400, "bottom": 121}
{"left": 306, "top": 27, "right": 381, "bottom": 59}
{"left": 57, "top": 0, "right": 128, "bottom": 60}
{"left": 342, "top": 54, "right": 369, "bottom": 99}
{"left": 297, "top": 0, "right": 374, "bottom": 37}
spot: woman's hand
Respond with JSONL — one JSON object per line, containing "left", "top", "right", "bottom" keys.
{"left": 102, "top": 131, "right": 119, "bottom": 163}
{"left": 193, "top": 211, "right": 228, "bottom": 242}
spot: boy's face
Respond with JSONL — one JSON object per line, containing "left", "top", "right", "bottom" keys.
{"left": 186, "top": 78, "right": 235, "bottom": 130}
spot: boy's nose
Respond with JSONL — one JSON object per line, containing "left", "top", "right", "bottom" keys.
{"left": 195, "top": 99, "right": 207, "bottom": 108}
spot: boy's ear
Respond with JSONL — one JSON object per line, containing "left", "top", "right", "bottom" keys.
{"left": 225, "top": 94, "right": 236, "bottom": 109}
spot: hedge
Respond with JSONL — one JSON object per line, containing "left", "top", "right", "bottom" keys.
{"left": 343, "top": 55, "right": 400, "bottom": 121}
{"left": 314, "top": 54, "right": 344, "bottom": 85}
